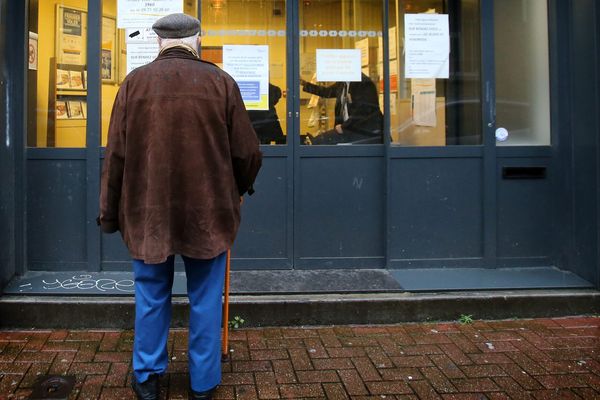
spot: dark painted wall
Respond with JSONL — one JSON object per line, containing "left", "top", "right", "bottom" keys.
{"left": 0, "top": 0, "right": 11, "bottom": 289}
{"left": 596, "top": 0, "right": 600, "bottom": 290}
{"left": 0, "top": 0, "right": 25, "bottom": 291}
{"left": 565, "top": 0, "right": 600, "bottom": 287}
{"left": 0, "top": 0, "right": 15, "bottom": 290}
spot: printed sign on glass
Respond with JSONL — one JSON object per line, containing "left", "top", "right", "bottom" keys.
{"left": 125, "top": 28, "right": 160, "bottom": 75}
{"left": 118, "top": 0, "right": 184, "bottom": 29}
{"left": 316, "top": 49, "right": 361, "bottom": 82}
{"left": 222, "top": 45, "right": 269, "bottom": 111}
{"left": 404, "top": 14, "right": 450, "bottom": 79}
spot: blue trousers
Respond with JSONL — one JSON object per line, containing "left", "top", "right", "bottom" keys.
{"left": 132, "top": 253, "right": 226, "bottom": 392}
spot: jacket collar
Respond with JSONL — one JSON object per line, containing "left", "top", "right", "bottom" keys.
{"left": 156, "top": 45, "right": 200, "bottom": 61}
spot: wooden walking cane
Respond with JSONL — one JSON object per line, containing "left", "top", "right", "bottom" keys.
{"left": 221, "top": 249, "right": 231, "bottom": 361}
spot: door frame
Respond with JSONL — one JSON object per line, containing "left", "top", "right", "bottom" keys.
{"left": 15, "top": 0, "right": 572, "bottom": 274}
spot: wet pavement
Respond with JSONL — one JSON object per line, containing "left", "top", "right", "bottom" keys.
{"left": 0, "top": 316, "right": 599, "bottom": 399}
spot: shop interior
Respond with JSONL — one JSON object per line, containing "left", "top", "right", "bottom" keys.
{"left": 27, "top": 0, "right": 547, "bottom": 148}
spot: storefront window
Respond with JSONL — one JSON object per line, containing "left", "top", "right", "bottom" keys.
{"left": 494, "top": 0, "right": 550, "bottom": 146}
{"left": 28, "top": 0, "right": 88, "bottom": 148}
{"left": 201, "top": 0, "right": 288, "bottom": 145}
{"left": 299, "top": 0, "right": 384, "bottom": 145}
{"left": 101, "top": 1, "right": 198, "bottom": 147}
{"left": 388, "top": 0, "right": 482, "bottom": 146}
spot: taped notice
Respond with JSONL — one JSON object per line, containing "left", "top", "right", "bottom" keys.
{"left": 412, "top": 79, "right": 437, "bottom": 127}
{"left": 405, "top": 14, "right": 450, "bottom": 79}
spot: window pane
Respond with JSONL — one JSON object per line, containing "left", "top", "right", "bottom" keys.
{"left": 28, "top": 0, "right": 88, "bottom": 148}
{"left": 202, "top": 0, "right": 287, "bottom": 145}
{"left": 101, "top": 1, "right": 198, "bottom": 147}
{"left": 299, "top": 0, "right": 384, "bottom": 145}
{"left": 494, "top": 0, "right": 550, "bottom": 146}
{"left": 389, "top": 0, "right": 482, "bottom": 146}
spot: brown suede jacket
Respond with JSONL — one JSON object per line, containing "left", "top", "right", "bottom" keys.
{"left": 99, "top": 47, "right": 262, "bottom": 263}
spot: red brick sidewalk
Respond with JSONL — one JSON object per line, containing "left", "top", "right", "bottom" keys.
{"left": 0, "top": 317, "right": 599, "bottom": 399}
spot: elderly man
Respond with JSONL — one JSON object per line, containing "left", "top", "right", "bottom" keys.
{"left": 98, "top": 13, "right": 262, "bottom": 400}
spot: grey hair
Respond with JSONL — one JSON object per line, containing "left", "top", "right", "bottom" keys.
{"left": 158, "top": 34, "right": 199, "bottom": 51}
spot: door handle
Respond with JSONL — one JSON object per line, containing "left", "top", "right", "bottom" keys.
{"left": 486, "top": 81, "right": 495, "bottom": 127}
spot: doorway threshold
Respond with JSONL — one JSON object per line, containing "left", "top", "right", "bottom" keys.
{"left": 2, "top": 269, "right": 404, "bottom": 296}
{"left": 390, "top": 266, "right": 594, "bottom": 291}
{"left": 2, "top": 266, "right": 594, "bottom": 296}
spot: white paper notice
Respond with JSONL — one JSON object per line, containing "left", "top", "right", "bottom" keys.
{"left": 126, "top": 28, "right": 159, "bottom": 75}
{"left": 389, "top": 26, "right": 397, "bottom": 60}
{"left": 223, "top": 45, "right": 269, "bottom": 111}
{"left": 404, "top": 14, "right": 450, "bottom": 79}
{"left": 411, "top": 78, "right": 437, "bottom": 126}
{"left": 118, "top": 0, "right": 183, "bottom": 29}
{"left": 316, "top": 49, "right": 361, "bottom": 82}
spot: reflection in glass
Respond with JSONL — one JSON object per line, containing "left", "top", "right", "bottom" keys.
{"left": 299, "top": 0, "right": 384, "bottom": 145}
{"left": 201, "top": 0, "right": 287, "bottom": 145}
{"left": 494, "top": 0, "right": 550, "bottom": 146}
{"left": 389, "top": 0, "right": 482, "bottom": 146}
{"left": 28, "top": 0, "right": 89, "bottom": 147}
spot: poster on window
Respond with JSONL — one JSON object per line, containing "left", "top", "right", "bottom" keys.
{"left": 29, "top": 32, "right": 38, "bottom": 70}
{"left": 124, "top": 28, "right": 160, "bottom": 75}
{"left": 57, "top": 6, "right": 87, "bottom": 65}
{"left": 411, "top": 78, "right": 437, "bottom": 126}
{"left": 316, "top": 49, "right": 361, "bottom": 82}
{"left": 222, "top": 45, "right": 269, "bottom": 111}
{"left": 404, "top": 14, "right": 450, "bottom": 79}
{"left": 102, "top": 16, "right": 118, "bottom": 82}
{"left": 117, "top": 0, "right": 184, "bottom": 29}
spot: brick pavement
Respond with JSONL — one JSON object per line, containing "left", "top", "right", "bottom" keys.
{"left": 0, "top": 317, "right": 598, "bottom": 399}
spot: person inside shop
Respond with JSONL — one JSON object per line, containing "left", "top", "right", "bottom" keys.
{"left": 300, "top": 72, "right": 383, "bottom": 144}
{"left": 248, "top": 83, "right": 285, "bottom": 144}
{"left": 98, "top": 13, "right": 262, "bottom": 400}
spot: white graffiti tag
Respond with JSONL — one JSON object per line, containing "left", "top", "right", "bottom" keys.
{"left": 42, "top": 275, "right": 135, "bottom": 292}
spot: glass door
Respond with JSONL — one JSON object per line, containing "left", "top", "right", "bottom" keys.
{"left": 294, "top": 0, "right": 386, "bottom": 268}
{"left": 201, "top": 0, "right": 289, "bottom": 145}
{"left": 200, "top": 0, "right": 294, "bottom": 268}
{"left": 298, "top": 0, "right": 384, "bottom": 145}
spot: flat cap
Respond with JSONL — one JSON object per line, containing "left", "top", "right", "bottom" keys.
{"left": 152, "top": 13, "right": 200, "bottom": 38}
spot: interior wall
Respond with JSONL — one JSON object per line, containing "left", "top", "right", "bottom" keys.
{"left": 36, "top": 0, "right": 89, "bottom": 147}
{"left": 101, "top": 0, "right": 118, "bottom": 146}
{"left": 33, "top": 0, "right": 135, "bottom": 147}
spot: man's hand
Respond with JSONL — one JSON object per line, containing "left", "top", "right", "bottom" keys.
{"left": 240, "top": 196, "right": 244, "bottom": 205}
{"left": 335, "top": 124, "right": 343, "bottom": 134}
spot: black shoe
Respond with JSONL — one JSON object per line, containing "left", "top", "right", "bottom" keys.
{"left": 188, "top": 386, "right": 216, "bottom": 400}
{"left": 131, "top": 374, "right": 160, "bottom": 400}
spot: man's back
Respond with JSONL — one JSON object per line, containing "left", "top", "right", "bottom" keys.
{"left": 100, "top": 46, "right": 262, "bottom": 264}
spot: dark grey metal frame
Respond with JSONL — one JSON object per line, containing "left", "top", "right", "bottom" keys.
{"left": 10, "top": 0, "right": 597, "bottom": 282}
{"left": 1, "top": 0, "right": 27, "bottom": 283}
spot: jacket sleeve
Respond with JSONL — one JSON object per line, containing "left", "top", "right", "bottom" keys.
{"left": 227, "top": 81, "right": 263, "bottom": 196}
{"left": 98, "top": 82, "right": 127, "bottom": 233}
{"left": 341, "top": 80, "right": 383, "bottom": 135}
{"left": 302, "top": 81, "right": 338, "bottom": 98}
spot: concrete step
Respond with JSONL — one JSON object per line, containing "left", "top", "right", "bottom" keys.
{"left": 1, "top": 289, "right": 599, "bottom": 329}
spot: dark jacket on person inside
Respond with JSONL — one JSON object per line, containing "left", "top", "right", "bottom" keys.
{"left": 248, "top": 83, "right": 285, "bottom": 144}
{"left": 302, "top": 73, "right": 383, "bottom": 138}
